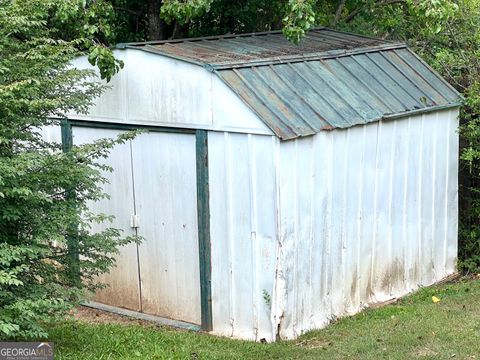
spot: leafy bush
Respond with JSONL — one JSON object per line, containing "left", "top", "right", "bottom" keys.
{"left": 0, "top": 0, "right": 135, "bottom": 339}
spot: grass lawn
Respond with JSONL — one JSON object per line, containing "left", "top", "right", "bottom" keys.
{"left": 47, "top": 278, "right": 480, "bottom": 359}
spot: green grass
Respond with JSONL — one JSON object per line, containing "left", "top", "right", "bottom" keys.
{"left": 47, "top": 279, "right": 480, "bottom": 359}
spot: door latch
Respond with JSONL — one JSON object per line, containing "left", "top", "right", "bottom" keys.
{"left": 130, "top": 214, "right": 140, "bottom": 228}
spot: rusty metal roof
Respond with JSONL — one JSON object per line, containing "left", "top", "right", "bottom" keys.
{"left": 125, "top": 28, "right": 387, "bottom": 67}
{"left": 123, "top": 28, "right": 462, "bottom": 140}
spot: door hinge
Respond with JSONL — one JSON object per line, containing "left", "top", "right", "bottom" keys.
{"left": 130, "top": 214, "right": 140, "bottom": 228}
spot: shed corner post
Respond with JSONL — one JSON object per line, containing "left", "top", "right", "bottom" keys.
{"left": 196, "top": 129, "right": 213, "bottom": 332}
{"left": 60, "top": 119, "right": 81, "bottom": 286}
{"left": 61, "top": 118, "right": 72, "bottom": 152}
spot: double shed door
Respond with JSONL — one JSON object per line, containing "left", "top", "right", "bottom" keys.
{"left": 73, "top": 126, "right": 201, "bottom": 325}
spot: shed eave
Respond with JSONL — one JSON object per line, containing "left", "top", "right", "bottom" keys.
{"left": 124, "top": 44, "right": 206, "bottom": 67}
{"left": 381, "top": 102, "right": 462, "bottom": 121}
{"left": 294, "top": 103, "right": 463, "bottom": 137}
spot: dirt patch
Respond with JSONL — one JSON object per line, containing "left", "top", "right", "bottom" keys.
{"left": 296, "top": 338, "right": 334, "bottom": 350}
{"left": 73, "top": 306, "right": 151, "bottom": 327}
{"left": 412, "top": 348, "right": 438, "bottom": 357}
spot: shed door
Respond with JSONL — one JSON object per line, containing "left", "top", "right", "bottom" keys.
{"left": 72, "top": 127, "right": 201, "bottom": 325}
{"left": 132, "top": 132, "right": 201, "bottom": 324}
{"left": 73, "top": 127, "right": 141, "bottom": 311}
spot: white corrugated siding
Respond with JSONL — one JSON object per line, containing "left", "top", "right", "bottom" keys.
{"left": 67, "top": 50, "right": 273, "bottom": 136}
{"left": 274, "top": 109, "right": 459, "bottom": 339}
{"left": 207, "top": 109, "right": 458, "bottom": 341}
{"left": 208, "top": 131, "right": 279, "bottom": 341}
{"left": 39, "top": 125, "right": 62, "bottom": 144}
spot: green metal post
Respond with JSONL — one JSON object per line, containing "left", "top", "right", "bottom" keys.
{"left": 196, "top": 130, "right": 213, "bottom": 331}
{"left": 61, "top": 119, "right": 81, "bottom": 286}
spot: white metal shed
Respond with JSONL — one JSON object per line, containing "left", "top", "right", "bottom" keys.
{"left": 61, "top": 28, "right": 462, "bottom": 341}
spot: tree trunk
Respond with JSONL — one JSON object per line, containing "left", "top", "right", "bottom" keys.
{"left": 331, "top": 0, "right": 347, "bottom": 27}
{"left": 171, "top": 21, "right": 189, "bottom": 39}
{"left": 147, "top": 0, "right": 167, "bottom": 40}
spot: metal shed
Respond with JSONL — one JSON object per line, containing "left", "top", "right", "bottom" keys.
{"left": 57, "top": 28, "right": 462, "bottom": 341}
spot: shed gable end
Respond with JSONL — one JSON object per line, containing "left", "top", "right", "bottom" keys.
{"left": 68, "top": 49, "right": 273, "bottom": 136}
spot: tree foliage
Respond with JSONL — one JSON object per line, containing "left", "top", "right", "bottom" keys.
{"left": 0, "top": 0, "right": 137, "bottom": 339}
{"left": 328, "top": 0, "right": 480, "bottom": 272}
{"left": 1, "top": 0, "right": 479, "bottom": 340}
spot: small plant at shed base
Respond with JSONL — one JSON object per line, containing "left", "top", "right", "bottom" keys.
{"left": 262, "top": 290, "right": 272, "bottom": 308}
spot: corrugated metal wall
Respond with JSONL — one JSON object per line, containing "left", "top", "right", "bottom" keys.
{"left": 43, "top": 108, "right": 458, "bottom": 341}
{"left": 208, "top": 132, "right": 279, "bottom": 341}
{"left": 207, "top": 109, "right": 458, "bottom": 341}
{"left": 68, "top": 50, "right": 273, "bottom": 136}
{"left": 274, "top": 109, "right": 459, "bottom": 339}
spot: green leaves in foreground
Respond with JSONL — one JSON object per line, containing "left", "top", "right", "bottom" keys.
{"left": 283, "top": 0, "right": 316, "bottom": 44}
{"left": 0, "top": 0, "right": 138, "bottom": 340}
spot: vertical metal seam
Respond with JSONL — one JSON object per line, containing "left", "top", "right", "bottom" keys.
{"left": 387, "top": 120, "right": 397, "bottom": 295}
{"left": 341, "top": 129, "right": 350, "bottom": 309}
{"left": 123, "top": 50, "right": 130, "bottom": 123}
{"left": 402, "top": 117, "right": 412, "bottom": 286}
{"left": 272, "top": 136, "right": 283, "bottom": 340}
{"left": 292, "top": 139, "right": 299, "bottom": 335}
{"left": 224, "top": 132, "right": 235, "bottom": 336}
{"left": 443, "top": 110, "right": 451, "bottom": 272}
{"left": 326, "top": 130, "right": 334, "bottom": 313}
{"left": 356, "top": 126, "right": 366, "bottom": 303}
{"left": 431, "top": 113, "right": 438, "bottom": 279}
{"left": 308, "top": 136, "right": 316, "bottom": 325}
{"left": 129, "top": 139, "right": 143, "bottom": 312}
{"left": 417, "top": 116, "right": 425, "bottom": 284}
{"left": 247, "top": 134, "right": 260, "bottom": 340}
{"left": 370, "top": 121, "right": 381, "bottom": 297}
{"left": 209, "top": 71, "right": 214, "bottom": 127}
{"left": 196, "top": 129, "right": 213, "bottom": 332}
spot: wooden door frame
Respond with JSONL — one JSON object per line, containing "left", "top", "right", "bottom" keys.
{"left": 61, "top": 119, "right": 213, "bottom": 332}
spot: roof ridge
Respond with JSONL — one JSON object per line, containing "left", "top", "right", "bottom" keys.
{"left": 117, "top": 27, "right": 325, "bottom": 48}
{"left": 207, "top": 43, "right": 407, "bottom": 70}
{"left": 125, "top": 40, "right": 406, "bottom": 70}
